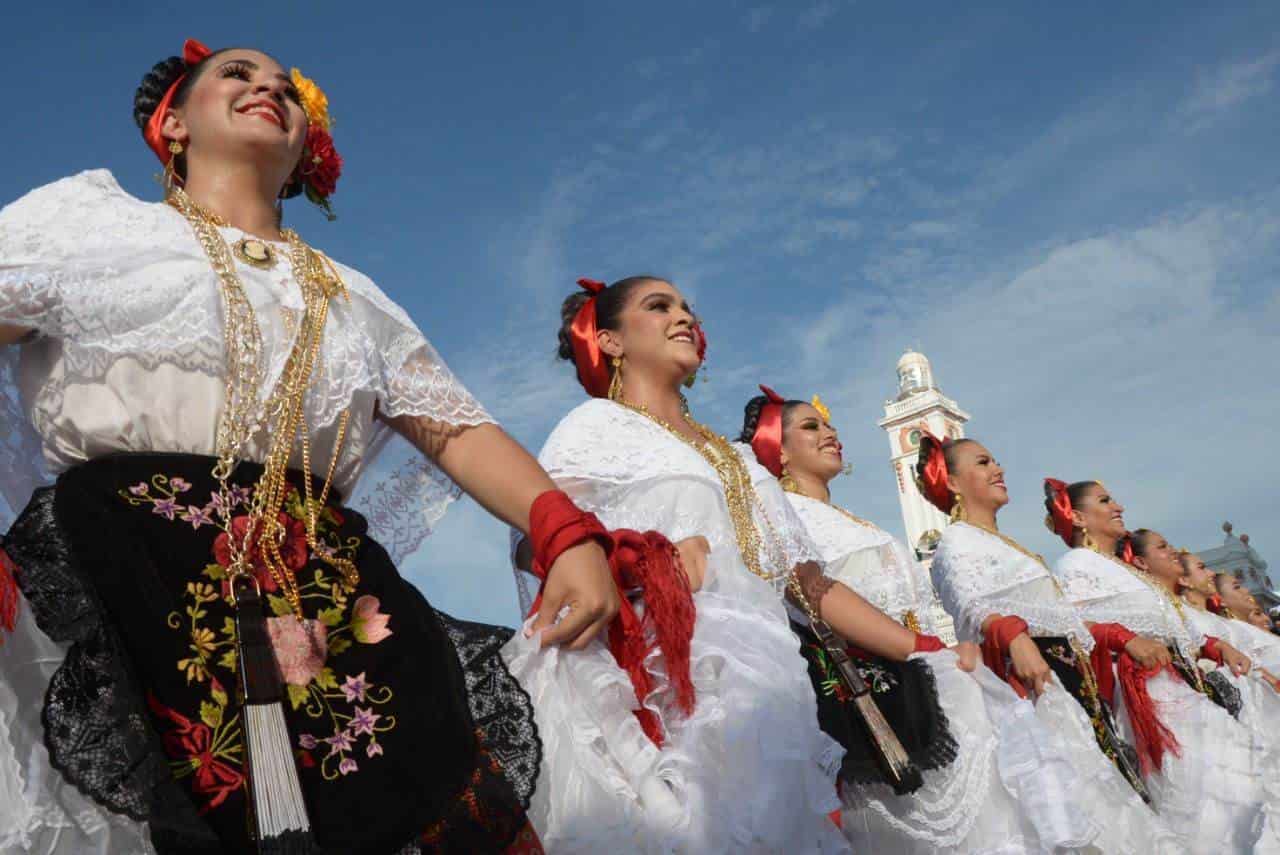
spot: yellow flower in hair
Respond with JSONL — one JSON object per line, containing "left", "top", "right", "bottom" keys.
{"left": 811, "top": 395, "right": 831, "bottom": 422}
{"left": 290, "top": 68, "right": 331, "bottom": 131}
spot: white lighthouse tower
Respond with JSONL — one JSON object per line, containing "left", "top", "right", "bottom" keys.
{"left": 878, "top": 349, "right": 968, "bottom": 643}
{"left": 877, "top": 350, "right": 971, "bottom": 559}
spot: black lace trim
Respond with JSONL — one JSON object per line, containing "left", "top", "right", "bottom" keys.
{"left": 4, "top": 487, "right": 219, "bottom": 850}
{"left": 1202, "top": 669, "right": 1244, "bottom": 719}
{"left": 438, "top": 612, "right": 541, "bottom": 811}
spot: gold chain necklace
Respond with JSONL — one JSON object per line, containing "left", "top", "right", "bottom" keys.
{"left": 169, "top": 187, "right": 355, "bottom": 616}
{"left": 615, "top": 400, "right": 788, "bottom": 583}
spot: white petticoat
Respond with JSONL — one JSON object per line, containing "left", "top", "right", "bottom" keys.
{"left": 502, "top": 587, "right": 849, "bottom": 854}
{"left": 1115, "top": 668, "right": 1272, "bottom": 853}
{"left": 0, "top": 590, "right": 154, "bottom": 854}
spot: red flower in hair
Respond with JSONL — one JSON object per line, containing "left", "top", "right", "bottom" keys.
{"left": 302, "top": 126, "right": 343, "bottom": 199}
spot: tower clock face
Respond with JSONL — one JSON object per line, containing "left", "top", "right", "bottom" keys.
{"left": 898, "top": 425, "right": 925, "bottom": 453}
{"left": 907, "top": 429, "right": 922, "bottom": 448}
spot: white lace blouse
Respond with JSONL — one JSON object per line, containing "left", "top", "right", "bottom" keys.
{"left": 786, "top": 492, "right": 940, "bottom": 634}
{"left": 1051, "top": 548, "right": 1203, "bottom": 659}
{"left": 513, "top": 399, "right": 819, "bottom": 617}
{"left": 931, "top": 521, "right": 1094, "bottom": 652}
{"left": 0, "top": 170, "right": 491, "bottom": 557}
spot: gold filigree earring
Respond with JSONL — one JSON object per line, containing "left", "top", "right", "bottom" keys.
{"left": 607, "top": 356, "right": 623, "bottom": 401}
{"left": 779, "top": 466, "right": 799, "bottom": 494}
{"left": 164, "top": 140, "right": 183, "bottom": 194}
{"left": 949, "top": 493, "right": 966, "bottom": 523}
{"left": 1081, "top": 523, "right": 1098, "bottom": 552}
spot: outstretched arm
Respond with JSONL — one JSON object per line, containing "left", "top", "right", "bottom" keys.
{"left": 790, "top": 562, "right": 918, "bottom": 661}
{"left": 381, "top": 412, "right": 619, "bottom": 649}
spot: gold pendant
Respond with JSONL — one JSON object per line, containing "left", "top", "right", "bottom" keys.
{"left": 233, "top": 237, "right": 277, "bottom": 269}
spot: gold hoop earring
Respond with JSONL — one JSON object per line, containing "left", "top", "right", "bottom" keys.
{"left": 164, "top": 140, "right": 184, "bottom": 194}
{"left": 949, "top": 493, "right": 966, "bottom": 523}
{"left": 779, "top": 466, "right": 799, "bottom": 494}
{"left": 607, "top": 356, "right": 623, "bottom": 401}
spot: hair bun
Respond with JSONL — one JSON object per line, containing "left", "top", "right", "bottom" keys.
{"left": 133, "top": 56, "right": 188, "bottom": 131}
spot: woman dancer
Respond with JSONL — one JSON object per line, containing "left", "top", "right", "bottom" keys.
{"left": 922, "top": 437, "right": 1178, "bottom": 853}
{"left": 503, "top": 276, "right": 916, "bottom": 852}
{"left": 1182, "top": 555, "right": 1280, "bottom": 679}
{"left": 741, "top": 390, "right": 1108, "bottom": 853}
{"left": 1048, "top": 481, "right": 1276, "bottom": 852}
{"left": 0, "top": 40, "right": 622, "bottom": 854}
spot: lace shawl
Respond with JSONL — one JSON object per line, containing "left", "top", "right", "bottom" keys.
{"left": 0, "top": 170, "right": 492, "bottom": 559}
{"left": 787, "top": 493, "right": 939, "bottom": 633}
{"left": 513, "top": 399, "right": 820, "bottom": 615}
{"left": 930, "top": 522, "right": 1093, "bottom": 651}
{"left": 1051, "top": 549, "right": 1202, "bottom": 658}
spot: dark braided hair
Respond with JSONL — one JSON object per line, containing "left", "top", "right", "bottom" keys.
{"left": 556, "top": 276, "right": 666, "bottom": 363}
{"left": 1127, "top": 528, "right": 1156, "bottom": 559}
{"left": 736, "top": 395, "right": 805, "bottom": 444}
{"left": 132, "top": 49, "right": 230, "bottom": 182}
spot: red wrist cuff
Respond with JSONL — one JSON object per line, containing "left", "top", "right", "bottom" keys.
{"left": 1090, "top": 622, "right": 1137, "bottom": 653}
{"left": 1203, "top": 636, "right": 1224, "bottom": 665}
{"left": 987, "top": 615, "right": 1030, "bottom": 652}
{"left": 914, "top": 634, "right": 946, "bottom": 654}
{"left": 529, "top": 490, "right": 611, "bottom": 579}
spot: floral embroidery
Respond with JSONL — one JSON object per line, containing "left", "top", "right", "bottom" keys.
{"left": 121, "top": 474, "right": 398, "bottom": 809}
{"left": 807, "top": 643, "right": 898, "bottom": 701}
{"left": 1043, "top": 643, "right": 1078, "bottom": 669}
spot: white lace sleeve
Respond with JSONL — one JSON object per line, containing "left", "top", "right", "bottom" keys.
{"left": 339, "top": 269, "right": 496, "bottom": 564}
{"left": 931, "top": 525, "right": 1093, "bottom": 650}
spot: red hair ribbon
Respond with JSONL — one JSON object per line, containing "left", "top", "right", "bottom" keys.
{"left": 916, "top": 431, "right": 954, "bottom": 515}
{"left": 1043, "top": 478, "right": 1075, "bottom": 547}
{"left": 750, "top": 385, "right": 786, "bottom": 478}
{"left": 568, "top": 278, "right": 611, "bottom": 398}
{"left": 1117, "top": 534, "right": 1136, "bottom": 565}
{"left": 143, "top": 39, "right": 212, "bottom": 165}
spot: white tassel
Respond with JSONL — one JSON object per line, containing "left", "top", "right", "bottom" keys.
{"left": 245, "top": 702, "right": 310, "bottom": 837}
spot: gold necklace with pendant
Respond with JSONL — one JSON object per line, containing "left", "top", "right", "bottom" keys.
{"left": 172, "top": 192, "right": 279, "bottom": 269}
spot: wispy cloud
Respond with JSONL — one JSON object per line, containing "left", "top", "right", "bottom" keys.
{"left": 1180, "top": 49, "right": 1280, "bottom": 129}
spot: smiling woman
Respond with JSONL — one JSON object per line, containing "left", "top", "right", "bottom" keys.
{"left": 0, "top": 36, "right": 631, "bottom": 855}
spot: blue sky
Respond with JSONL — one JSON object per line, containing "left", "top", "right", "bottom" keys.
{"left": 4, "top": 2, "right": 1279, "bottom": 624}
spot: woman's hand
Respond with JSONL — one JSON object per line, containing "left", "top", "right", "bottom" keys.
{"left": 951, "top": 641, "right": 981, "bottom": 673}
{"left": 1008, "top": 633, "right": 1053, "bottom": 697}
{"left": 1123, "top": 635, "right": 1172, "bottom": 669}
{"left": 675, "top": 536, "right": 709, "bottom": 592}
{"left": 530, "top": 541, "right": 620, "bottom": 650}
{"left": 1220, "top": 641, "right": 1252, "bottom": 676}
{"left": 1258, "top": 668, "right": 1280, "bottom": 693}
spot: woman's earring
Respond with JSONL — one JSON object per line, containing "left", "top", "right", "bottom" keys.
{"left": 164, "top": 140, "right": 184, "bottom": 194}
{"left": 949, "top": 492, "right": 966, "bottom": 523}
{"left": 1081, "top": 523, "right": 1098, "bottom": 552}
{"left": 607, "top": 356, "right": 623, "bottom": 402}
{"left": 779, "top": 466, "right": 799, "bottom": 494}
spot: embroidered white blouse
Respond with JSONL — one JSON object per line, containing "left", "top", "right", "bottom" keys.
{"left": 786, "top": 492, "right": 940, "bottom": 633}
{"left": 0, "top": 170, "right": 491, "bottom": 557}
{"left": 1052, "top": 548, "right": 1203, "bottom": 659}
{"left": 931, "top": 522, "right": 1094, "bottom": 652}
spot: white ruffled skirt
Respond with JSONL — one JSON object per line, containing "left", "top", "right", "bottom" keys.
{"left": 840, "top": 653, "right": 1177, "bottom": 854}
{"left": 0, "top": 591, "right": 154, "bottom": 854}
{"left": 501, "top": 586, "right": 849, "bottom": 854}
{"left": 1026, "top": 676, "right": 1182, "bottom": 854}
{"left": 1115, "top": 668, "right": 1272, "bottom": 853}
{"left": 843, "top": 652, "right": 1093, "bottom": 854}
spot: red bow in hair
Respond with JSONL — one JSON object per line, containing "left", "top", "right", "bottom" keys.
{"left": 143, "top": 39, "right": 212, "bottom": 165}
{"left": 1043, "top": 478, "right": 1076, "bottom": 547}
{"left": 568, "top": 278, "right": 610, "bottom": 397}
{"left": 916, "top": 431, "right": 954, "bottom": 514}
{"left": 750, "top": 385, "right": 786, "bottom": 477}
{"left": 1117, "top": 534, "right": 1136, "bottom": 565}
